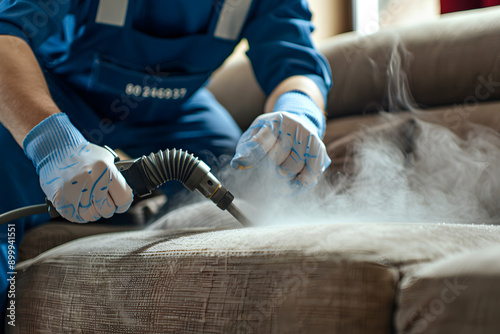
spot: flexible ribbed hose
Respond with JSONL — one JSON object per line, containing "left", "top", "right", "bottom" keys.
{"left": 141, "top": 149, "right": 200, "bottom": 188}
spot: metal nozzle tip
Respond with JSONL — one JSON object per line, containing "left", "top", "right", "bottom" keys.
{"left": 226, "top": 203, "right": 253, "bottom": 227}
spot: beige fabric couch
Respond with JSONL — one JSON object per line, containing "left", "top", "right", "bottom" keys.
{"left": 8, "top": 6, "right": 500, "bottom": 333}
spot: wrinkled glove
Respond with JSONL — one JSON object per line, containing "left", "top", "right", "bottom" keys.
{"left": 231, "top": 91, "right": 331, "bottom": 191}
{"left": 23, "top": 113, "right": 133, "bottom": 223}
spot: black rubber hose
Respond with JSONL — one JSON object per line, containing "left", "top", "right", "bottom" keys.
{"left": 141, "top": 149, "right": 200, "bottom": 188}
{"left": 0, "top": 204, "right": 48, "bottom": 225}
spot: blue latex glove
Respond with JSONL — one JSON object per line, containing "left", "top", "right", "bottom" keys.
{"left": 231, "top": 91, "right": 331, "bottom": 191}
{"left": 23, "top": 113, "right": 133, "bottom": 223}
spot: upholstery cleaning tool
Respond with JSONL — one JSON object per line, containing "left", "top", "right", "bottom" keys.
{"left": 0, "top": 148, "right": 253, "bottom": 227}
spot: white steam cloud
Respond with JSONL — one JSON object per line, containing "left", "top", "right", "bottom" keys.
{"left": 222, "top": 117, "right": 500, "bottom": 226}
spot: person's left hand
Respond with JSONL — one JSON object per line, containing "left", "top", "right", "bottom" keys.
{"left": 231, "top": 92, "right": 331, "bottom": 192}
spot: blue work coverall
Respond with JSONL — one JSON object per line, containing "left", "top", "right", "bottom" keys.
{"left": 0, "top": 0, "right": 332, "bottom": 321}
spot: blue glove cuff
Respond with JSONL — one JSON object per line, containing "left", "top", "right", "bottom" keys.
{"left": 272, "top": 91, "right": 326, "bottom": 138}
{"left": 23, "top": 113, "right": 88, "bottom": 174}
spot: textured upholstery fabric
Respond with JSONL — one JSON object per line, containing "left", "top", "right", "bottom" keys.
{"left": 10, "top": 204, "right": 500, "bottom": 333}
{"left": 17, "top": 223, "right": 136, "bottom": 263}
{"left": 396, "top": 245, "right": 500, "bottom": 333}
{"left": 18, "top": 194, "right": 166, "bottom": 262}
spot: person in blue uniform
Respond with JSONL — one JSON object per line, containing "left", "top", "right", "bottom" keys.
{"left": 0, "top": 0, "right": 332, "bottom": 322}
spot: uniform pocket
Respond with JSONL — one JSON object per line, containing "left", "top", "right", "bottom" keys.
{"left": 89, "top": 55, "right": 211, "bottom": 105}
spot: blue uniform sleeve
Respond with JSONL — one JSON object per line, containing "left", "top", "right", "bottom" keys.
{"left": 242, "top": 0, "right": 332, "bottom": 102}
{"left": 0, "top": 0, "right": 73, "bottom": 49}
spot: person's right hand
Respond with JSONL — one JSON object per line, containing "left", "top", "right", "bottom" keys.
{"left": 23, "top": 113, "right": 133, "bottom": 223}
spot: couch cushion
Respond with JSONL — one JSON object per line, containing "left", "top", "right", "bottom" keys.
{"left": 324, "top": 100, "right": 500, "bottom": 184}
{"left": 11, "top": 202, "right": 500, "bottom": 333}
{"left": 395, "top": 245, "right": 500, "bottom": 334}
{"left": 17, "top": 194, "right": 167, "bottom": 262}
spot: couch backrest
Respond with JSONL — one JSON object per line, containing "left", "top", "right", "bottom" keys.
{"left": 208, "top": 6, "right": 500, "bottom": 130}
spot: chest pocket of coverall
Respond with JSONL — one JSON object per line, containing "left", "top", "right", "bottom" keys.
{"left": 86, "top": 0, "right": 251, "bottom": 122}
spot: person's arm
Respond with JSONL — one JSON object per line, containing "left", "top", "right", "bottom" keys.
{"left": 0, "top": 36, "right": 133, "bottom": 222}
{"left": 0, "top": 0, "right": 78, "bottom": 144}
{"left": 0, "top": 35, "right": 60, "bottom": 146}
{"left": 231, "top": 0, "right": 332, "bottom": 191}
{"left": 264, "top": 75, "right": 325, "bottom": 116}
{"left": 241, "top": 0, "right": 332, "bottom": 105}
